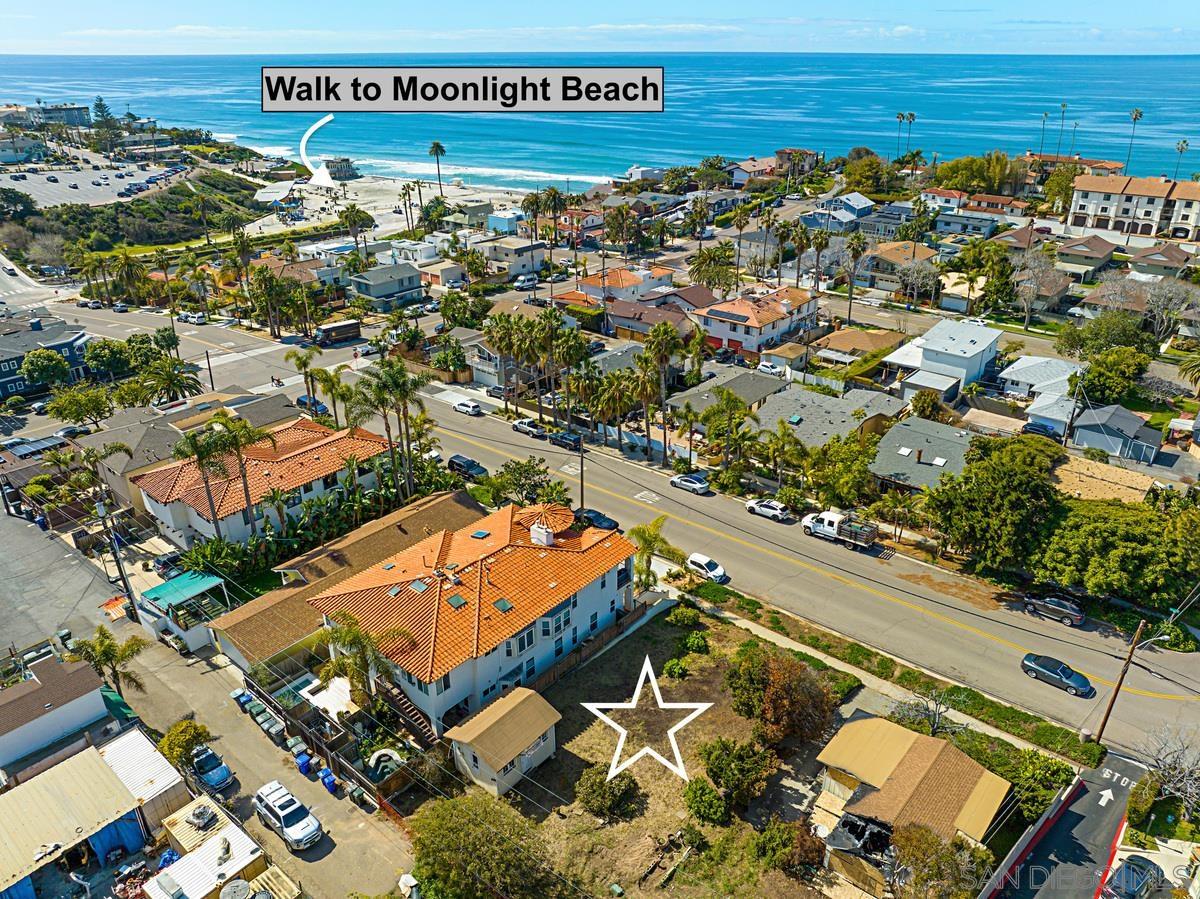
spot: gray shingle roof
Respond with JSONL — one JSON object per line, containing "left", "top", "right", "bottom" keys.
{"left": 756, "top": 388, "right": 905, "bottom": 448}
{"left": 869, "top": 417, "right": 973, "bottom": 490}
{"left": 1073, "top": 404, "right": 1161, "bottom": 445}
{"left": 667, "top": 368, "right": 785, "bottom": 414}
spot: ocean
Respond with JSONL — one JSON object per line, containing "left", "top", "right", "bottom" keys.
{"left": 1, "top": 53, "right": 1197, "bottom": 191}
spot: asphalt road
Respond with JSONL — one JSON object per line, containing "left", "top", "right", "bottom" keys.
{"left": 0, "top": 249, "right": 63, "bottom": 309}
{"left": 424, "top": 403, "right": 1200, "bottom": 757}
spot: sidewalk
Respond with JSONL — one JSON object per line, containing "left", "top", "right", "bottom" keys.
{"left": 647, "top": 557, "right": 1082, "bottom": 766}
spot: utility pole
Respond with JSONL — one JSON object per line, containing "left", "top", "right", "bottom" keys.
{"left": 205, "top": 349, "right": 215, "bottom": 391}
{"left": 1095, "top": 619, "right": 1145, "bottom": 744}
{"left": 577, "top": 437, "right": 585, "bottom": 508}
{"left": 97, "top": 500, "right": 138, "bottom": 624}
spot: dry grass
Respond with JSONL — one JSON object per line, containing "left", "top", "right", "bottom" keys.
{"left": 519, "top": 610, "right": 818, "bottom": 898}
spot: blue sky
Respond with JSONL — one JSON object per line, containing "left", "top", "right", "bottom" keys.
{"left": 1, "top": 1, "right": 1197, "bottom": 55}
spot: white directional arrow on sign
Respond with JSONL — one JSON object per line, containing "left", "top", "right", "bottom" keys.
{"left": 299, "top": 113, "right": 338, "bottom": 189}
{"left": 1098, "top": 789, "right": 1114, "bottom": 807}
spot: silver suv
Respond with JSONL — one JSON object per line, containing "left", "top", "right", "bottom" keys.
{"left": 253, "top": 781, "right": 322, "bottom": 851}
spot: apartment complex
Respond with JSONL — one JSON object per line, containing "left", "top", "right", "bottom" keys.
{"left": 1069, "top": 174, "right": 1200, "bottom": 240}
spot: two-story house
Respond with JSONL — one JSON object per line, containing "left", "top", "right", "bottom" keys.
{"left": 816, "top": 191, "right": 875, "bottom": 221}
{"left": 578, "top": 265, "right": 674, "bottom": 303}
{"left": 881, "top": 318, "right": 1001, "bottom": 388}
{"left": 963, "top": 193, "right": 1030, "bottom": 217}
{"left": 1128, "top": 242, "right": 1194, "bottom": 277}
{"left": 486, "top": 208, "right": 525, "bottom": 235}
{"left": 725, "top": 156, "right": 775, "bottom": 188}
{"left": 690, "top": 286, "right": 816, "bottom": 356}
{"left": 1055, "top": 234, "right": 1118, "bottom": 282}
{"left": 306, "top": 503, "right": 636, "bottom": 736}
{"left": 919, "top": 187, "right": 969, "bottom": 212}
{"left": 350, "top": 262, "right": 424, "bottom": 311}
{"left": 684, "top": 189, "right": 747, "bottom": 220}
{"left": 0, "top": 315, "right": 91, "bottom": 399}
{"left": 859, "top": 241, "right": 938, "bottom": 292}
{"left": 477, "top": 236, "right": 546, "bottom": 276}
{"left": 132, "top": 418, "right": 391, "bottom": 548}
{"left": 774, "top": 148, "right": 819, "bottom": 180}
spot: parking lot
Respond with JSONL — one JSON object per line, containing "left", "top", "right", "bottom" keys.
{"left": 3, "top": 162, "right": 180, "bottom": 207}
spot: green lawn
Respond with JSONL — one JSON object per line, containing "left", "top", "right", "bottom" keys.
{"left": 1122, "top": 393, "right": 1197, "bottom": 431}
{"left": 1127, "top": 797, "right": 1197, "bottom": 846}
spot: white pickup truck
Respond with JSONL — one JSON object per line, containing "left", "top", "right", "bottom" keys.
{"left": 800, "top": 509, "right": 879, "bottom": 550}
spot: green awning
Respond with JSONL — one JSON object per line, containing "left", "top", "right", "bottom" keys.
{"left": 141, "top": 572, "right": 224, "bottom": 610}
{"left": 100, "top": 685, "right": 138, "bottom": 723}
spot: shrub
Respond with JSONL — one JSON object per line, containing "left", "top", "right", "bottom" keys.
{"left": 663, "top": 658, "right": 688, "bottom": 679}
{"left": 156, "top": 719, "right": 213, "bottom": 767}
{"left": 680, "top": 630, "right": 709, "bottom": 655}
{"left": 665, "top": 604, "right": 701, "bottom": 628}
{"left": 753, "top": 817, "right": 826, "bottom": 874}
{"left": 1127, "top": 773, "right": 1160, "bottom": 827}
{"left": 1083, "top": 446, "right": 1110, "bottom": 462}
{"left": 684, "top": 778, "right": 730, "bottom": 825}
{"left": 775, "top": 485, "right": 810, "bottom": 513}
{"left": 576, "top": 764, "right": 640, "bottom": 820}
{"left": 699, "top": 738, "right": 777, "bottom": 808}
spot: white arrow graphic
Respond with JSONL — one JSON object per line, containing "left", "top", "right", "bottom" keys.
{"left": 1098, "top": 789, "right": 1114, "bottom": 807}
{"left": 299, "top": 113, "right": 337, "bottom": 190}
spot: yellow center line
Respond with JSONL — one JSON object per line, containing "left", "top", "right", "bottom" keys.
{"left": 61, "top": 306, "right": 278, "bottom": 353}
{"left": 437, "top": 425, "right": 1196, "bottom": 703}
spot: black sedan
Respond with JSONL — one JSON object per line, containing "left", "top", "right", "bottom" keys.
{"left": 575, "top": 508, "right": 620, "bottom": 531}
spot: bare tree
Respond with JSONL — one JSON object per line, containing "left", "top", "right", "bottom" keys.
{"left": 1141, "top": 726, "right": 1200, "bottom": 820}
{"left": 1014, "top": 250, "right": 1059, "bottom": 331}
{"left": 897, "top": 260, "right": 940, "bottom": 306}
{"left": 1091, "top": 270, "right": 1146, "bottom": 313}
{"left": 891, "top": 689, "right": 965, "bottom": 739}
{"left": 1145, "top": 279, "right": 1200, "bottom": 341}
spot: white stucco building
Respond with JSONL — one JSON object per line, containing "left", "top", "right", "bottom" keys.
{"left": 0, "top": 658, "right": 107, "bottom": 771}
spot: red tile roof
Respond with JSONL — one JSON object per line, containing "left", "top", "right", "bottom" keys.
{"left": 306, "top": 503, "right": 635, "bottom": 681}
{"left": 132, "top": 418, "right": 390, "bottom": 521}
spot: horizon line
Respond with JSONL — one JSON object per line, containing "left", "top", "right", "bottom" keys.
{"left": 3, "top": 50, "right": 1200, "bottom": 58}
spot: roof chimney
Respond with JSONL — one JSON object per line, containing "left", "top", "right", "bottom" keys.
{"left": 530, "top": 522, "right": 555, "bottom": 547}
{"left": 28, "top": 318, "right": 42, "bottom": 331}
{"left": 915, "top": 448, "right": 923, "bottom": 464}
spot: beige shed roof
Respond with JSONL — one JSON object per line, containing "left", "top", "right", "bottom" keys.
{"left": 444, "top": 688, "right": 561, "bottom": 772}
{"left": 0, "top": 748, "right": 139, "bottom": 891}
{"left": 817, "top": 716, "right": 919, "bottom": 786}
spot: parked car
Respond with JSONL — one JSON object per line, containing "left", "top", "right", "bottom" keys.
{"left": 111, "top": 302, "right": 129, "bottom": 312}
{"left": 547, "top": 272, "right": 569, "bottom": 282}
{"left": 962, "top": 317, "right": 990, "bottom": 327}
{"left": 548, "top": 430, "right": 582, "bottom": 451}
{"left": 191, "top": 745, "right": 234, "bottom": 791}
{"left": 756, "top": 361, "right": 785, "bottom": 376}
{"left": 801, "top": 509, "right": 879, "bottom": 549}
{"left": 424, "top": 301, "right": 440, "bottom": 313}
{"left": 1022, "top": 593, "right": 1085, "bottom": 627}
{"left": 29, "top": 401, "right": 48, "bottom": 415}
{"left": 0, "top": 436, "right": 29, "bottom": 450}
{"left": 575, "top": 508, "right": 619, "bottom": 531}
{"left": 444, "top": 278, "right": 466, "bottom": 289}
{"left": 1100, "top": 855, "right": 1165, "bottom": 899}
{"left": 485, "top": 384, "right": 512, "bottom": 400}
{"left": 1020, "top": 653, "right": 1095, "bottom": 697}
{"left": 295, "top": 395, "right": 330, "bottom": 416}
{"left": 88, "top": 299, "right": 103, "bottom": 309}
{"left": 587, "top": 340, "right": 606, "bottom": 356}
{"left": 670, "top": 473, "right": 710, "bottom": 495}
{"left": 447, "top": 453, "right": 488, "bottom": 480}
{"left": 1020, "top": 421, "right": 1057, "bottom": 438}
{"left": 714, "top": 348, "right": 736, "bottom": 364}
{"left": 454, "top": 399, "right": 483, "bottom": 416}
{"left": 53, "top": 425, "right": 92, "bottom": 439}
{"left": 76, "top": 298, "right": 90, "bottom": 307}
{"left": 253, "top": 782, "right": 323, "bottom": 852}
{"left": 686, "top": 552, "right": 728, "bottom": 583}
{"left": 745, "top": 498, "right": 792, "bottom": 522}
{"left": 153, "top": 551, "right": 183, "bottom": 577}
{"left": 512, "top": 273, "right": 539, "bottom": 290}
{"left": 512, "top": 418, "right": 547, "bottom": 438}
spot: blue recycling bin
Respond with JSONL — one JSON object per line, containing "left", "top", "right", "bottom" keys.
{"left": 34, "top": 514, "right": 48, "bottom": 531}
{"left": 296, "top": 753, "right": 312, "bottom": 776}
{"left": 321, "top": 773, "right": 338, "bottom": 795}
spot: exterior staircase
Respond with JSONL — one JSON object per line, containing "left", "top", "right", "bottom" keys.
{"left": 376, "top": 679, "right": 437, "bottom": 748}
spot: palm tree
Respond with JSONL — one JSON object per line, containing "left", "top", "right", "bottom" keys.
{"left": 338, "top": 204, "right": 372, "bottom": 257}
{"left": 482, "top": 314, "right": 517, "bottom": 414}
{"left": 1180, "top": 352, "right": 1200, "bottom": 398}
{"left": 409, "top": 410, "right": 440, "bottom": 458}
{"left": 555, "top": 327, "right": 589, "bottom": 430}
{"left": 595, "top": 369, "right": 631, "bottom": 450}
{"left": 844, "top": 231, "right": 869, "bottom": 325}
{"left": 69, "top": 625, "right": 149, "bottom": 698}
{"left": 1126, "top": 108, "right": 1143, "bottom": 173}
{"left": 1175, "top": 139, "right": 1190, "bottom": 181}
{"left": 688, "top": 242, "right": 737, "bottom": 294}
{"left": 313, "top": 365, "right": 352, "bottom": 427}
{"left": 1055, "top": 103, "right": 1068, "bottom": 160}
{"left": 186, "top": 192, "right": 215, "bottom": 247}
{"left": 209, "top": 411, "right": 276, "bottom": 537}
{"left": 541, "top": 186, "right": 566, "bottom": 245}
{"left": 534, "top": 306, "right": 566, "bottom": 423}
{"left": 347, "top": 368, "right": 403, "bottom": 498}
{"left": 138, "top": 356, "right": 203, "bottom": 404}
{"left": 731, "top": 205, "right": 751, "bottom": 279}
{"left": 810, "top": 229, "right": 830, "bottom": 293}
{"left": 521, "top": 190, "right": 543, "bottom": 249}
{"left": 759, "top": 419, "right": 802, "bottom": 485}
{"left": 676, "top": 400, "right": 701, "bottom": 466}
{"left": 895, "top": 112, "right": 905, "bottom": 159}
{"left": 792, "top": 222, "right": 811, "bottom": 289}
{"left": 172, "top": 430, "right": 229, "bottom": 540}
{"left": 428, "top": 141, "right": 447, "bottom": 195}
{"left": 759, "top": 207, "right": 779, "bottom": 284}
{"left": 905, "top": 112, "right": 917, "bottom": 155}
{"left": 629, "top": 354, "right": 659, "bottom": 459}
{"left": 83, "top": 253, "right": 113, "bottom": 305}
{"left": 76, "top": 443, "right": 132, "bottom": 507}
{"left": 111, "top": 248, "right": 147, "bottom": 301}
{"left": 684, "top": 325, "right": 712, "bottom": 380}
{"left": 318, "top": 610, "right": 415, "bottom": 698}
{"left": 625, "top": 515, "right": 683, "bottom": 591}
{"left": 285, "top": 345, "right": 324, "bottom": 400}
{"left": 644, "top": 321, "right": 682, "bottom": 466}
{"left": 262, "top": 486, "right": 293, "bottom": 538}
{"left": 603, "top": 203, "right": 635, "bottom": 262}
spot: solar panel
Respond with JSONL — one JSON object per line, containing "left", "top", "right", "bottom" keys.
{"left": 446, "top": 594, "right": 467, "bottom": 609}
{"left": 9, "top": 436, "right": 67, "bottom": 459}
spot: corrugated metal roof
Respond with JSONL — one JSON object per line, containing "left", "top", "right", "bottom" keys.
{"left": 0, "top": 748, "right": 139, "bottom": 891}
{"left": 97, "top": 728, "right": 182, "bottom": 804}
{"left": 143, "top": 824, "right": 262, "bottom": 899}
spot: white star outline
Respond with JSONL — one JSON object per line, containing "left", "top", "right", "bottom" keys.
{"left": 582, "top": 655, "right": 713, "bottom": 782}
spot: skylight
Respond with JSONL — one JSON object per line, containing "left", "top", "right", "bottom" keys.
{"left": 493, "top": 598, "right": 513, "bottom": 613}
{"left": 446, "top": 594, "right": 467, "bottom": 609}
{"left": 389, "top": 584, "right": 404, "bottom": 597}
{"left": 382, "top": 563, "right": 395, "bottom": 570}
{"left": 471, "top": 530, "right": 490, "bottom": 539}
{"left": 897, "top": 447, "right": 913, "bottom": 456}
{"left": 933, "top": 457, "right": 947, "bottom": 467}
{"left": 411, "top": 579, "right": 430, "bottom": 593}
